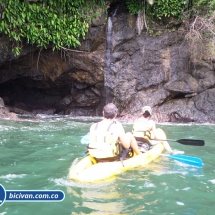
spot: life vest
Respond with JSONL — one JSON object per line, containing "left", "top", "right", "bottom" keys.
{"left": 87, "top": 121, "right": 133, "bottom": 162}
{"left": 132, "top": 119, "right": 152, "bottom": 151}
{"left": 87, "top": 121, "right": 120, "bottom": 159}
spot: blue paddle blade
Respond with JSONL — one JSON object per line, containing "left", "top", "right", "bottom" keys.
{"left": 167, "top": 154, "right": 203, "bottom": 167}
{"left": 81, "top": 135, "right": 89, "bottom": 144}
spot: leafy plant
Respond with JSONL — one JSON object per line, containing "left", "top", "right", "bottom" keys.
{"left": 0, "top": 0, "right": 214, "bottom": 57}
{"left": 192, "top": 0, "right": 215, "bottom": 16}
{"left": 126, "top": 0, "right": 190, "bottom": 20}
{"left": 0, "top": 0, "right": 106, "bottom": 55}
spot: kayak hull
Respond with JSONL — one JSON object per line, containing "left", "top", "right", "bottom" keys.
{"left": 68, "top": 142, "right": 165, "bottom": 183}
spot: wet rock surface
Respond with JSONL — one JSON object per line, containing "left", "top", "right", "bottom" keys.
{"left": 0, "top": 2, "right": 214, "bottom": 123}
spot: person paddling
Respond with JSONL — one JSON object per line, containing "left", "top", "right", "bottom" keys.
{"left": 87, "top": 103, "right": 141, "bottom": 162}
{"left": 132, "top": 106, "right": 184, "bottom": 154}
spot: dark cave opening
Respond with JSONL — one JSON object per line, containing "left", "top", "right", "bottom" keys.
{"left": 0, "top": 77, "right": 101, "bottom": 116}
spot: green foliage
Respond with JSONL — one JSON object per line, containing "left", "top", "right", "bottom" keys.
{"left": 0, "top": 0, "right": 106, "bottom": 55}
{"left": 186, "top": 0, "right": 215, "bottom": 60}
{"left": 0, "top": 0, "right": 213, "bottom": 57}
{"left": 125, "top": 0, "right": 215, "bottom": 20}
{"left": 193, "top": 0, "right": 215, "bottom": 15}
{"left": 195, "top": 0, "right": 215, "bottom": 7}
{"left": 125, "top": 0, "right": 144, "bottom": 15}
{"left": 147, "top": 0, "right": 189, "bottom": 19}
{"left": 126, "top": 0, "right": 190, "bottom": 19}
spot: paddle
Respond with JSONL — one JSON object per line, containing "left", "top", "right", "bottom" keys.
{"left": 81, "top": 134, "right": 90, "bottom": 144}
{"left": 151, "top": 139, "right": 205, "bottom": 146}
{"left": 160, "top": 154, "right": 203, "bottom": 167}
{"left": 81, "top": 134, "right": 203, "bottom": 167}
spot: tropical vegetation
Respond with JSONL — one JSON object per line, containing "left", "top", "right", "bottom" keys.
{"left": 0, "top": 0, "right": 214, "bottom": 61}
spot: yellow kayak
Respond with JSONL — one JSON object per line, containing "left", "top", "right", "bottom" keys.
{"left": 68, "top": 128, "right": 167, "bottom": 183}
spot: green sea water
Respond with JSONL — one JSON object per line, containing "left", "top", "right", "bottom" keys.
{"left": 0, "top": 115, "right": 214, "bottom": 215}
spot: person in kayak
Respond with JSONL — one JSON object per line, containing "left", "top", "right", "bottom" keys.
{"left": 87, "top": 103, "right": 141, "bottom": 161}
{"left": 132, "top": 106, "right": 184, "bottom": 154}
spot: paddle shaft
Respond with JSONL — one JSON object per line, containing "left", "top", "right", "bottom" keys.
{"left": 151, "top": 138, "right": 205, "bottom": 146}
{"left": 82, "top": 133, "right": 205, "bottom": 146}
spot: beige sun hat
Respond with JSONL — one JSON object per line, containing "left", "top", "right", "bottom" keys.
{"left": 142, "top": 106, "right": 152, "bottom": 115}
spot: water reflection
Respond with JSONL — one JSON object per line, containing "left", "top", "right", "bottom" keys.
{"left": 67, "top": 183, "right": 127, "bottom": 214}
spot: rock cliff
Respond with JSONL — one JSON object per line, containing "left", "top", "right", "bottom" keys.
{"left": 0, "top": 3, "right": 214, "bottom": 123}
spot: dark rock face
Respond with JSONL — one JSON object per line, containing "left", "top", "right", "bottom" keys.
{"left": 0, "top": 2, "right": 214, "bottom": 123}
{"left": 0, "top": 32, "right": 106, "bottom": 116}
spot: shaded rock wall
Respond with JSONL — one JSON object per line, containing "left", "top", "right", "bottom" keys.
{"left": 0, "top": 3, "right": 214, "bottom": 123}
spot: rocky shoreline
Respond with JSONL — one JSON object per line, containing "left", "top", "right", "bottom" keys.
{"left": 0, "top": 98, "right": 208, "bottom": 124}
{"left": 0, "top": 98, "right": 41, "bottom": 122}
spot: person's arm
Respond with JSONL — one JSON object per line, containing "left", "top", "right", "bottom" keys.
{"left": 150, "top": 120, "right": 157, "bottom": 139}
